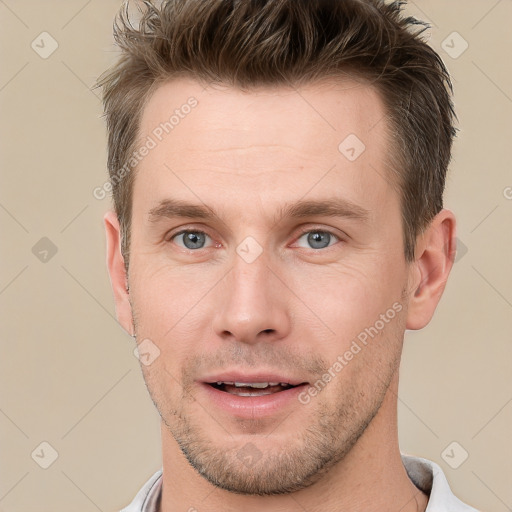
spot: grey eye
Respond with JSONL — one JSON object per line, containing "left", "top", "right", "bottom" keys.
{"left": 173, "top": 231, "right": 210, "bottom": 250}
{"left": 297, "top": 230, "right": 338, "bottom": 250}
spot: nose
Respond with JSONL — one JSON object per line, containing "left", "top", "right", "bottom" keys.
{"left": 212, "top": 250, "right": 292, "bottom": 345}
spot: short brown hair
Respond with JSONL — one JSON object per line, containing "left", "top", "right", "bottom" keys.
{"left": 96, "top": 0, "right": 457, "bottom": 267}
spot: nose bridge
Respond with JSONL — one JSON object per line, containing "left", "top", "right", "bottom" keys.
{"left": 233, "top": 247, "right": 272, "bottom": 301}
{"left": 212, "top": 243, "right": 291, "bottom": 343}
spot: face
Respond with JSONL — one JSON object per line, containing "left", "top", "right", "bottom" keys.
{"left": 111, "top": 77, "right": 419, "bottom": 494}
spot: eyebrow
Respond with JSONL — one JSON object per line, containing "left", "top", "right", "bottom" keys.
{"left": 147, "top": 197, "right": 370, "bottom": 224}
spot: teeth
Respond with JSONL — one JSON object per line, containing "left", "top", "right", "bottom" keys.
{"left": 236, "top": 391, "right": 274, "bottom": 396}
{"left": 234, "top": 382, "right": 269, "bottom": 388}
{"left": 214, "top": 381, "right": 291, "bottom": 388}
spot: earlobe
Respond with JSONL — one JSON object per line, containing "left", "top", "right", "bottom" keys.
{"left": 406, "top": 209, "right": 457, "bottom": 330}
{"left": 104, "top": 210, "right": 134, "bottom": 336}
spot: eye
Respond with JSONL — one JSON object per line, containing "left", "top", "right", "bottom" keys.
{"left": 170, "top": 230, "right": 213, "bottom": 250}
{"left": 295, "top": 229, "right": 341, "bottom": 250}
{"left": 168, "top": 228, "right": 341, "bottom": 252}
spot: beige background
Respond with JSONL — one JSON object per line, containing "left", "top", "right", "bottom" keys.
{"left": 1, "top": 1, "right": 511, "bottom": 511}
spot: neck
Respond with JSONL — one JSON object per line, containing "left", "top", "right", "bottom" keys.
{"left": 159, "top": 371, "right": 428, "bottom": 512}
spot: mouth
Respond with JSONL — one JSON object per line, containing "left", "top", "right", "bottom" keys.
{"left": 200, "top": 376, "right": 310, "bottom": 419}
{"left": 207, "top": 381, "right": 304, "bottom": 397}
{"left": 199, "top": 372, "right": 310, "bottom": 418}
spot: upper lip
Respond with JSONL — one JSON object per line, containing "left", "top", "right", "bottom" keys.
{"left": 200, "top": 371, "right": 308, "bottom": 386}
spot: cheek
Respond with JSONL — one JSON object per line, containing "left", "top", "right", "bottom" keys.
{"left": 287, "top": 257, "right": 404, "bottom": 339}
{"left": 130, "top": 259, "right": 211, "bottom": 325}
{"left": 128, "top": 262, "right": 220, "bottom": 382}
{"left": 284, "top": 256, "right": 407, "bottom": 391}
{"left": 311, "top": 298, "right": 406, "bottom": 407}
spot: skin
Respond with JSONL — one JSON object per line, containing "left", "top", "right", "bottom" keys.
{"left": 105, "top": 77, "right": 456, "bottom": 512}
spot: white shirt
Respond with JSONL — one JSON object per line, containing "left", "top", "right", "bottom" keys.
{"left": 120, "top": 453, "right": 480, "bottom": 511}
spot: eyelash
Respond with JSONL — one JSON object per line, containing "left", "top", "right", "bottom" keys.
{"left": 168, "top": 226, "right": 343, "bottom": 251}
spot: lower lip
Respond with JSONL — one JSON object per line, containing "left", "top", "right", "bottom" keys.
{"left": 199, "top": 383, "right": 309, "bottom": 418}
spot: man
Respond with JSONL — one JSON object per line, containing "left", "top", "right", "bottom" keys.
{"left": 96, "top": 0, "right": 479, "bottom": 510}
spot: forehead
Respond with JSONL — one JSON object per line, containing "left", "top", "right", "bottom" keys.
{"left": 140, "top": 76, "right": 388, "bottom": 152}
{"left": 133, "top": 76, "right": 396, "bottom": 223}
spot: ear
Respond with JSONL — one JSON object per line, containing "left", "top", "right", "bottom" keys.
{"left": 406, "top": 208, "right": 457, "bottom": 330}
{"left": 104, "top": 210, "right": 134, "bottom": 336}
